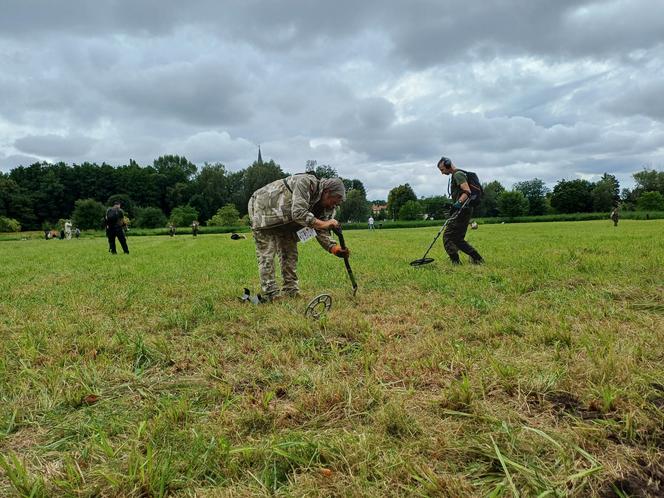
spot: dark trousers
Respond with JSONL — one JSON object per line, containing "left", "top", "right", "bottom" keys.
{"left": 443, "top": 207, "right": 481, "bottom": 260}
{"left": 108, "top": 226, "right": 129, "bottom": 254}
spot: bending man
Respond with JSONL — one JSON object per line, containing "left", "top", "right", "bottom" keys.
{"left": 248, "top": 173, "right": 348, "bottom": 301}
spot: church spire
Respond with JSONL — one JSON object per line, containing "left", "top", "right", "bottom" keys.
{"left": 257, "top": 145, "right": 263, "bottom": 165}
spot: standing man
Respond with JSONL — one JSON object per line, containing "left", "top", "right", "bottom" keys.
{"left": 610, "top": 207, "right": 620, "bottom": 227}
{"left": 64, "top": 220, "right": 72, "bottom": 240}
{"left": 248, "top": 173, "right": 348, "bottom": 301}
{"left": 105, "top": 200, "right": 129, "bottom": 254}
{"left": 191, "top": 221, "right": 199, "bottom": 237}
{"left": 437, "top": 156, "right": 484, "bottom": 265}
{"left": 368, "top": 216, "right": 375, "bottom": 230}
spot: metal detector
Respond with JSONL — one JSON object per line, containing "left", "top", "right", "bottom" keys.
{"left": 410, "top": 198, "right": 470, "bottom": 267}
{"left": 331, "top": 225, "right": 358, "bottom": 296}
{"left": 304, "top": 294, "right": 332, "bottom": 319}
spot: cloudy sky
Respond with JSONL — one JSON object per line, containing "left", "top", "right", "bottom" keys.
{"left": 1, "top": 0, "right": 663, "bottom": 199}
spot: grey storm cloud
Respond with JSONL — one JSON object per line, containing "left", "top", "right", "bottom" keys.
{"left": 0, "top": 0, "right": 663, "bottom": 198}
{"left": 14, "top": 134, "right": 95, "bottom": 158}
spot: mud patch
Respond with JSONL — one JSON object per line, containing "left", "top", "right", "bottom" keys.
{"left": 600, "top": 459, "right": 664, "bottom": 497}
{"left": 529, "top": 391, "right": 606, "bottom": 420}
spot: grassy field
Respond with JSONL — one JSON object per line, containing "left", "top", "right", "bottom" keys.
{"left": 1, "top": 220, "right": 663, "bottom": 497}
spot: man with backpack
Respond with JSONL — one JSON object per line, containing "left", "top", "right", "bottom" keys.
{"left": 105, "top": 200, "right": 129, "bottom": 254}
{"left": 437, "top": 156, "right": 484, "bottom": 265}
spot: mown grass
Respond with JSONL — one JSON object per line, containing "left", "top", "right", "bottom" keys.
{"left": 1, "top": 220, "right": 663, "bottom": 497}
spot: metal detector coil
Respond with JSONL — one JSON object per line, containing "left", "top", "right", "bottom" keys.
{"left": 409, "top": 198, "right": 471, "bottom": 267}
{"left": 304, "top": 294, "right": 332, "bottom": 319}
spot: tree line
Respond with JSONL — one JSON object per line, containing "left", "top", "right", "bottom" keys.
{"left": 383, "top": 169, "right": 664, "bottom": 221}
{"left": 1, "top": 155, "right": 663, "bottom": 232}
{"left": 0, "top": 156, "right": 373, "bottom": 231}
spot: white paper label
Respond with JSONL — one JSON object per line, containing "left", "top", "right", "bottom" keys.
{"left": 296, "top": 227, "right": 317, "bottom": 243}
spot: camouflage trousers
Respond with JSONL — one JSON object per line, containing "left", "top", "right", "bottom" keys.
{"left": 443, "top": 207, "right": 482, "bottom": 261}
{"left": 252, "top": 228, "right": 299, "bottom": 298}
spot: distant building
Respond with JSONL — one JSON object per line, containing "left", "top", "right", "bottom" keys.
{"left": 371, "top": 204, "right": 387, "bottom": 215}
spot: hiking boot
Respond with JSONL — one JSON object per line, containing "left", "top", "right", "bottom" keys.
{"left": 471, "top": 257, "right": 484, "bottom": 265}
{"left": 449, "top": 254, "right": 462, "bottom": 265}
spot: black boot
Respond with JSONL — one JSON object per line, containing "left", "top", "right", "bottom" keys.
{"left": 450, "top": 254, "right": 462, "bottom": 265}
{"left": 469, "top": 252, "right": 484, "bottom": 265}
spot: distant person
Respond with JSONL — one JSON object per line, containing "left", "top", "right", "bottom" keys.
{"left": 74, "top": 227, "right": 81, "bottom": 238}
{"left": 610, "top": 208, "right": 620, "bottom": 227}
{"left": 368, "top": 216, "right": 375, "bottom": 230}
{"left": 248, "top": 173, "right": 347, "bottom": 301}
{"left": 169, "top": 225, "right": 176, "bottom": 237}
{"left": 470, "top": 221, "right": 478, "bottom": 230}
{"left": 191, "top": 221, "right": 199, "bottom": 237}
{"left": 59, "top": 229, "right": 65, "bottom": 240}
{"left": 44, "top": 229, "right": 49, "bottom": 240}
{"left": 105, "top": 200, "right": 129, "bottom": 254}
{"left": 64, "top": 220, "right": 72, "bottom": 240}
{"left": 437, "top": 156, "right": 484, "bottom": 265}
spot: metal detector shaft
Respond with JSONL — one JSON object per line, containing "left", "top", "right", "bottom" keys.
{"left": 417, "top": 198, "right": 471, "bottom": 261}
{"left": 332, "top": 226, "right": 358, "bottom": 296}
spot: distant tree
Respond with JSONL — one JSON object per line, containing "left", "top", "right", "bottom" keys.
{"left": 0, "top": 216, "right": 21, "bottom": 232}
{"left": 477, "top": 181, "right": 505, "bottom": 217}
{"left": 306, "top": 160, "right": 338, "bottom": 179}
{"left": 550, "top": 179, "right": 594, "bottom": 213}
{"left": 106, "top": 194, "right": 135, "bottom": 218}
{"left": 398, "top": 200, "right": 423, "bottom": 220}
{"left": 241, "top": 160, "right": 287, "bottom": 213}
{"left": 342, "top": 178, "right": 367, "bottom": 198}
{"left": 169, "top": 205, "right": 199, "bottom": 227}
{"left": 208, "top": 204, "right": 241, "bottom": 226}
{"left": 514, "top": 178, "right": 548, "bottom": 215}
{"left": 189, "top": 163, "right": 232, "bottom": 222}
{"left": 387, "top": 184, "right": 417, "bottom": 220}
{"left": 337, "top": 189, "right": 369, "bottom": 223}
{"left": 637, "top": 191, "right": 664, "bottom": 211}
{"left": 591, "top": 173, "right": 620, "bottom": 212}
{"left": 72, "top": 199, "right": 106, "bottom": 230}
{"left": 153, "top": 155, "right": 197, "bottom": 213}
{"left": 633, "top": 169, "right": 664, "bottom": 196}
{"left": 420, "top": 195, "right": 452, "bottom": 219}
{"left": 498, "top": 191, "right": 529, "bottom": 218}
{"left": 134, "top": 207, "right": 167, "bottom": 228}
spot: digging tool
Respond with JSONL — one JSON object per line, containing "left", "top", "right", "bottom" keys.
{"left": 331, "top": 225, "right": 358, "bottom": 296}
{"left": 410, "top": 198, "right": 470, "bottom": 267}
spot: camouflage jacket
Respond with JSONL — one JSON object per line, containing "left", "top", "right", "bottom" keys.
{"left": 248, "top": 173, "right": 336, "bottom": 251}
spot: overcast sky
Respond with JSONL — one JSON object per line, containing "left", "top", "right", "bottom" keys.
{"left": 1, "top": 0, "right": 663, "bottom": 199}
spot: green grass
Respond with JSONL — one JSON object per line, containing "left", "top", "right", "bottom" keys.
{"left": 1, "top": 220, "right": 663, "bottom": 496}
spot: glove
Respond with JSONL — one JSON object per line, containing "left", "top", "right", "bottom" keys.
{"left": 330, "top": 245, "right": 350, "bottom": 258}
{"left": 452, "top": 201, "right": 463, "bottom": 210}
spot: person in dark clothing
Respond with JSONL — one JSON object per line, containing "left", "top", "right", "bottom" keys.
{"left": 192, "top": 221, "right": 199, "bottom": 237}
{"left": 437, "top": 156, "right": 484, "bottom": 265}
{"left": 105, "top": 200, "right": 129, "bottom": 254}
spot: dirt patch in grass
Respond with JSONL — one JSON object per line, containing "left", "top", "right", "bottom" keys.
{"left": 600, "top": 458, "right": 664, "bottom": 498}
{"left": 528, "top": 391, "right": 610, "bottom": 420}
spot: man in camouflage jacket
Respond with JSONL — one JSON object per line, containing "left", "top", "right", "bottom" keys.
{"left": 248, "top": 173, "right": 348, "bottom": 300}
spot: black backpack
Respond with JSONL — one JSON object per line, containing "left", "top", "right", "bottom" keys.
{"left": 106, "top": 207, "right": 121, "bottom": 226}
{"left": 452, "top": 170, "right": 483, "bottom": 207}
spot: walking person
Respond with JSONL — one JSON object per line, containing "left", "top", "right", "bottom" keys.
{"left": 191, "top": 221, "right": 199, "bottom": 237}
{"left": 610, "top": 207, "right": 620, "bottom": 227}
{"left": 437, "top": 156, "right": 484, "bottom": 265}
{"left": 105, "top": 200, "right": 129, "bottom": 254}
{"left": 248, "top": 173, "right": 348, "bottom": 301}
{"left": 368, "top": 216, "right": 375, "bottom": 230}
